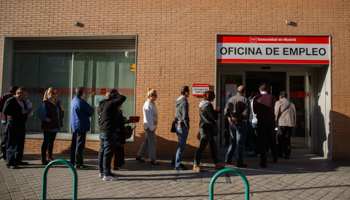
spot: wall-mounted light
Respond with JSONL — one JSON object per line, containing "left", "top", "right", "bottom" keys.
{"left": 286, "top": 20, "right": 291, "bottom": 25}
{"left": 74, "top": 21, "right": 79, "bottom": 26}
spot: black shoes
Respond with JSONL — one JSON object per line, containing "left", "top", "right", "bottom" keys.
{"left": 236, "top": 163, "right": 247, "bottom": 168}
{"left": 260, "top": 163, "right": 266, "bottom": 168}
{"left": 174, "top": 164, "right": 188, "bottom": 170}
{"left": 136, "top": 156, "right": 145, "bottom": 163}
{"left": 225, "top": 160, "right": 232, "bottom": 164}
{"left": 171, "top": 161, "right": 175, "bottom": 166}
{"left": 16, "top": 161, "right": 28, "bottom": 165}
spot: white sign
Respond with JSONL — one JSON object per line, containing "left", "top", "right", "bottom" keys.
{"left": 225, "top": 83, "right": 237, "bottom": 103}
{"left": 217, "top": 35, "right": 330, "bottom": 64}
{"left": 192, "top": 84, "right": 209, "bottom": 96}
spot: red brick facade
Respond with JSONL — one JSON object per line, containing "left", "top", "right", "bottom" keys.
{"left": 1, "top": 0, "right": 349, "bottom": 160}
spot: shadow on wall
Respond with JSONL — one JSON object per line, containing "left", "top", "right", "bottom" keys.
{"left": 56, "top": 131, "right": 213, "bottom": 159}
{"left": 330, "top": 111, "right": 350, "bottom": 160}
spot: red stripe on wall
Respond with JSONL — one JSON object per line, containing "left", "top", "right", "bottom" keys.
{"left": 217, "top": 59, "right": 329, "bottom": 64}
{"left": 26, "top": 88, "right": 135, "bottom": 96}
{"left": 217, "top": 35, "right": 329, "bottom": 44}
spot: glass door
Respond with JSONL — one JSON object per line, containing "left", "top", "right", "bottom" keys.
{"left": 288, "top": 75, "right": 312, "bottom": 149}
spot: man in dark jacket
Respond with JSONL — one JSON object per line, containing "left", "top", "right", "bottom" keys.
{"left": 253, "top": 83, "right": 277, "bottom": 168}
{"left": 3, "top": 87, "right": 32, "bottom": 169}
{"left": 70, "top": 87, "right": 94, "bottom": 169}
{"left": 224, "top": 85, "right": 250, "bottom": 167}
{"left": 0, "top": 85, "right": 18, "bottom": 161}
{"left": 172, "top": 86, "right": 190, "bottom": 170}
{"left": 97, "top": 89, "right": 126, "bottom": 181}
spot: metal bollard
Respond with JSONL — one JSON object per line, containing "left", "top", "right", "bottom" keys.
{"left": 42, "top": 159, "right": 78, "bottom": 200}
{"left": 209, "top": 168, "right": 250, "bottom": 200}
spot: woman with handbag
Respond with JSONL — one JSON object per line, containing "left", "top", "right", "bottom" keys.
{"left": 38, "top": 87, "right": 63, "bottom": 165}
{"left": 111, "top": 104, "right": 129, "bottom": 170}
{"left": 193, "top": 91, "right": 225, "bottom": 172}
{"left": 135, "top": 87, "right": 159, "bottom": 165}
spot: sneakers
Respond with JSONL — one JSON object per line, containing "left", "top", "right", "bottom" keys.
{"left": 0, "top": 157, "right": 6, "bottom": 162}
{"left": 247, "top": 151, "right": 256, "bottom": 156}
{"left": 174, "top": 164, "right": 188, "bottom": 170}
{"left": 236, "top": 163, "right": 247, "bottom": 168}
{"left": 193, "top": 165, "right": 204, "bottom": 172}
{"left": 6, "top": 164, "right": 19, "bottom": 169}
{"left": 99, "top": 173, "right": 103, "bottom": 178}
{"left": 103, "top": 173, "right": 119, "bottom": 181}
{"left": 215, "top": 163, "right": 225, "bottom": 170}
{"left": 75, "top": 165, "right": 88, "bottom": 170}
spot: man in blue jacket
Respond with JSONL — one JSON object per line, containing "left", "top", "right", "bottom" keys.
{"left": 70, "top": 87, "right": 94, "bottom": 169}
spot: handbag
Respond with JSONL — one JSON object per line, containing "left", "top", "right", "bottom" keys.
{"left": 171, "top": 120, "right": 177, "bottom": 133}
{"left": 125, "top": 125, "right": 134, "bottom": 139}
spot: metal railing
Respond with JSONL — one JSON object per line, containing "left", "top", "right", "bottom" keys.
{"left": 42, "top": 159, "right": 78, "bottom": 200}
{"left": 209, "top": 168, "right": 250, "bottom": 200}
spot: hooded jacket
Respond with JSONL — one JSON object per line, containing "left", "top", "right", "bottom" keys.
{"left": 199, "top": 100, "right": 219, "bottom": 129}
{"left": 275, "top": 98, "right": 297, "bottom": 127}
{"left": 175, "top": 96, "right": 190, "bottom": 130}
{"left": 97, "top": 93, "right": 126, "bottom": 134}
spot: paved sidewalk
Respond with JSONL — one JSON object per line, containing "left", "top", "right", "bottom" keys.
{"left": 0, "top": 149, "right": 349, "bottom": 200}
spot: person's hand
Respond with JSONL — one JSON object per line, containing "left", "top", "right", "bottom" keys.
{"left": 28, "top": 108, "right": 33, "bottom": 114}
{"left": 153, "top": 121, "right": 158, "bottom": 125}
{"left": 124, "top": 119, "right": 128, "bottom": 123}
{"left": 215, "top": 107, "right": 220, "bottom": 112}
{"left": 60, "top": 105, "right": 63, "bottom": 109}
{"left": 45, "top": 118, "right": 51, "bottom": 122}
{"left": 21, "top": 109, "right": 28, "bottom": 114}
{"left": 230, "top": 118, "right": 237, "bottom": 125}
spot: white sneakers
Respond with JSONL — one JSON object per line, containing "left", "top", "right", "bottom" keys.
{"left": 102, "top": 173, "right": 119, "bottom": 181}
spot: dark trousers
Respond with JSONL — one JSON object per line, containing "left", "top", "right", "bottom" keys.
{"left": 277, "top": 126, "right": 293, "bottom": 157}
{"left": 257, "top": 123, "right": 277, "bottom": 166}
{"left": 194, "top": 127, "right": 219, "bottom": 166}
{"left": 70, "top": 132, "right": 87, "bottom": 167}
{"left": 0, "top": 122, "right": 7, "bottom": 158}
{"left": 6, "top": 122, "right": 26, "bottom": 166}
{"left": 98, "top": 132, "right": 116, "bottom": 175}
{"left": 42, "top": 130, "right": 57, "bottom": 146}
{"left": 111, "top": 145, "right": 125, "bottom": 169}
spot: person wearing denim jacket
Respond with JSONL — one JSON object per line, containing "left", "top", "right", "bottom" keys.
{"left": 224, "top": 85, "right": 250, "bottom": 168}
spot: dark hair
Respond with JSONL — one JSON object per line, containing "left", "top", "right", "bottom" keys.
{"left": 203, "top": 91, "right": 215, "bottom": 102}
{"left": 279, "top": 91, "right": 288, "bottom": 98}
{"left": 259, "top": 83, "right": 268, "bottom": 92}
{"left": 237, "top": 85, "right": 246, "bottom": 94}
{"left": 16, "top": 87, "right": 27, "bottom": 94}
{"left": 181, "top": 86, "right": 189, "bottom": 95}
{"left": 75, "top": 87, "right": 85, "bottom": 97}
{"left": 8, "top": 86, "right": 19, "bottom": 94}
{"left": 109, "top": 89, "right": 119, "bottom": 99}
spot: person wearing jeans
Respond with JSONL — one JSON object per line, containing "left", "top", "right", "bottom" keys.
{"left": 172, "top": 86, "right": 190, "bottom": 170}
{"left": 225, "top": 121, "right": 248, "bottom": 167}
{"left": 224, "top": 85, "right": 250, "bottom": 168}
{"left": 70, "top": 87, "right": 94, "bottom": 169}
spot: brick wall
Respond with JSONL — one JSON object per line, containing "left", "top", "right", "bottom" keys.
{"left": 1, "top": 0, "right": 350, "bottom": 160}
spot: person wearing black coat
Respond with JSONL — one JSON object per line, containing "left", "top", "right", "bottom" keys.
{"left": 111, "top": 108, "right": 129, "bottom": 170}
{"left": 193, "top": 91, "right": 225, "bottom": 172}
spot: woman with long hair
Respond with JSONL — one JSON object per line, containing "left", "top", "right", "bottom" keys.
{"left": 193, "top": 91, "right": 225, "bottom": 172}
{"left": 38, "top": 87, "right": 63, "bottom": 165}
{"left": 136, "top": 88, "right": 159, "bottom": 165}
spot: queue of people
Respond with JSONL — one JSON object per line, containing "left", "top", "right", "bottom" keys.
{"left": 0, "top": 83, "right": 296, "bottom": 174}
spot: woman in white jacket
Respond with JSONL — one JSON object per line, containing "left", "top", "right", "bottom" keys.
{"left": 136, "top": 88, "right": 159, "bottom": 165}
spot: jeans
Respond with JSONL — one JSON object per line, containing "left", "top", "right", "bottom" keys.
{"left": 98, "top": 132, "right": 116, "bottom": 175}
{"left": 172, "top": 125, "right": 188, "bottom": 167}
{"left": 194, "top": 127, "right": 219, "bottom": 166}
{"left": 70, "top": 132, "right": 87, "bottom": 167}
{"left": 225, "top": 121, "right": 248, "bottom": 166}
{"left": 257, "top": 123, "right": 277, "bottom": 166}
{"left": 247, "top": 122, "right": 260, "bottom": 154}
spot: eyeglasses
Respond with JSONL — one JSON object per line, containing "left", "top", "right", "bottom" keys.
{"left": 153, "top": 94, "right": 157, "bottom": 97}
{"left": 51, "top": 92, "right": 57, "bottom": 95}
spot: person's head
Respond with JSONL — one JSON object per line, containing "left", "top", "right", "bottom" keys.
{"left": 106, "top": 89, "right": 112, "bottom": 99}
{"left": 8, "top": 86, "right": 19, "bottom": 95}
{"left": 75, "top": 87, "right": 85, "bottom": 99}
{"left": 109, "top": 89, "right": 119, "bottom": 99}
{"left": 203, "top": 91, "right": 215, "bottom": 102}
{"left": 227, "top": 92, "right": 232, "bottom": 97}
{"left": 16, "top": 87, "right": 28, "bottom": 101}
{"left": 43, "top": 87, "right": 57, "bottom": 101}
{"left": 237, "top": 85, "right": 246, "bottom": 95}
{"left": 147, "top": 87, "right": 157, "bottom": 101}
{"left": 259, "top": 83, "right": 269, "bottom": 92}
{"left": 279, "top": 91, "right": 288, "bottom": 99}
{"left": 181, "top": 86, "right": 190, "bottom": 98}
